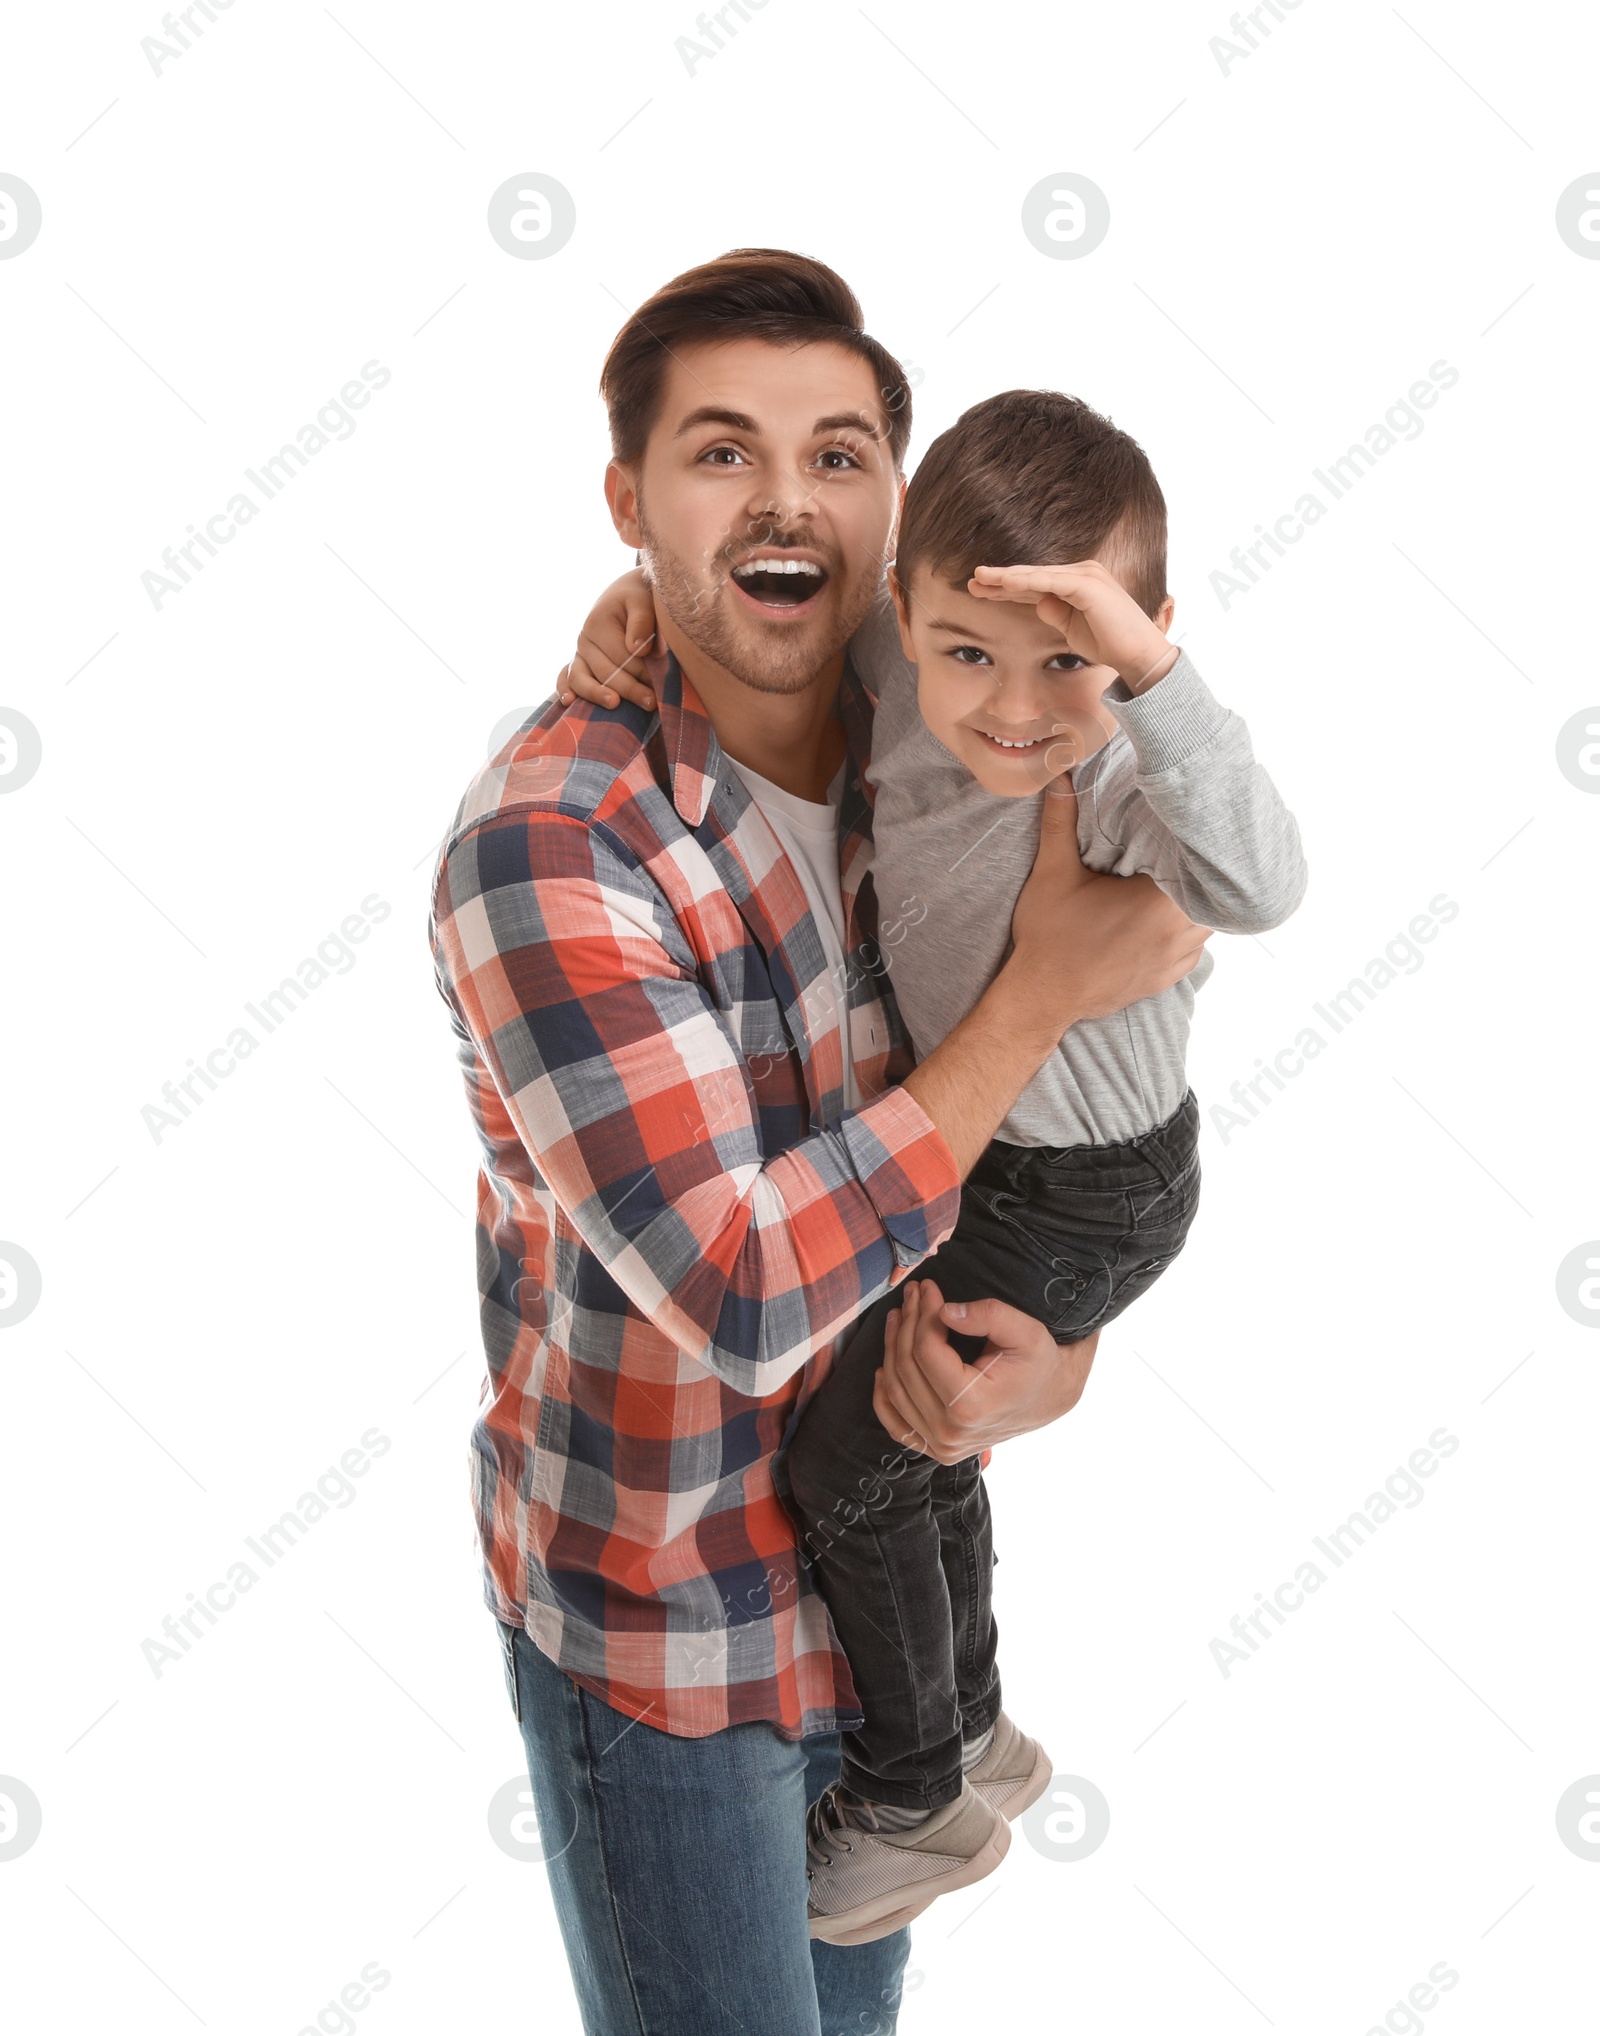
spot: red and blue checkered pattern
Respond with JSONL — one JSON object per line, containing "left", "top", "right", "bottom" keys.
{"left": 429, "top": 653, "right": 960, "bottom": 1740}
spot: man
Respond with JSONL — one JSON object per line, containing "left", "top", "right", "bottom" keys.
{"left": 429, "top": 248, "right": 1207, "bottom": 2035}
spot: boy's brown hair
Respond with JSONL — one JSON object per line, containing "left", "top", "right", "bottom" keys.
{"left": 600, "top": 248, "right": 913, "bottom": 470}
{"left": 896, "top": 389, "right": 1168, "bottom": 618}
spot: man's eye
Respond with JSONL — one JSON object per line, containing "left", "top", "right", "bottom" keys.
{"left": 701, "top": 445, "right": 746, "bottom": 466}
{"left": 815, "top": 446, "right": 861, "bottom": 470}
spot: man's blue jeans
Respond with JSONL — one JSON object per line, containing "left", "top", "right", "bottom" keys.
{"left": 499, "top": 1619, "right": 910, "bottom": 2035}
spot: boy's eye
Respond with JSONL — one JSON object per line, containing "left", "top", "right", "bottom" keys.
{"left": 1046, "top": 652, "right": 1090, "bottom": 671}
{"left": 949, "top": 645, "right": 992, "bottom": 666}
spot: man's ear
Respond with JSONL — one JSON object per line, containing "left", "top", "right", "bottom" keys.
{"left": 887, "top": 565, "right": 918, "bottom": 662}
{"left": 605, "top": 460, "right": 643, "bottom": 549}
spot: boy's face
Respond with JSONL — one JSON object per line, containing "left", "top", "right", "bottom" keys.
{"left": 893, "top": 561, "right": 1127, "bottom": 797}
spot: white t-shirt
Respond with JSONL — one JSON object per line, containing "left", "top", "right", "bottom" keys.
{"left": 728, "top": 757, "right": 861, "bottom": 1112}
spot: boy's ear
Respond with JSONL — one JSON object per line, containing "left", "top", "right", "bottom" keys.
{"left": 1155, "top": 593, "right": 1176, "bottom": 634}
{"left": 605, "top": 460, "right": 643, "bottom": 549}
{"left": 887, "top": 565, "right": 918, "bottom": 662}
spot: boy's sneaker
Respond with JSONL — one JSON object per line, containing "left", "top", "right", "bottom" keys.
{"left": 965, "top": 1712, "right": 1053, "bottom": 1822}
{"left": 805, "top": 1779, "right": 1009, "bottom": 1945}
{"left": 815, "top": 1717, "right": 1054, "bottom": 1944}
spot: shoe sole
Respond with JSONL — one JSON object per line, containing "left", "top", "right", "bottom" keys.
{"left": 817, "top": 1741, "right": 1055, "bottom": 1944}
{"left": 814, "top": 1885, "right": 941, "bottom": 1945}
{"left": 808, "top": 1814, "right": 1011, "bottom": 1945}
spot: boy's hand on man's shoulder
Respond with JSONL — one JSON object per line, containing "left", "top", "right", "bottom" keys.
{"left": 969, "top": 561, "right": 1180, "bottom": 696}
{"left": 557, "top": 567, "right": 664, "bottom": 714}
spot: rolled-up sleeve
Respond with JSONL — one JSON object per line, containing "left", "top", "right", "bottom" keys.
{"left": 431, "top": 806, "right": 959, "bottom": 1399}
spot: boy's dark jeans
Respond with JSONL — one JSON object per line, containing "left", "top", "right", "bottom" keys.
{"left": 783, "top": 1090, "right": 1201, "bottom": 1813}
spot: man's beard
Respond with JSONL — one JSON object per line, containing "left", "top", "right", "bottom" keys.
{"left": 636, "top": 504, "right": 883, "bottom": 697}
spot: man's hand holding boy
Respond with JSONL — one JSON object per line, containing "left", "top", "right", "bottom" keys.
{"left": 872, "top": 1276, "right": 1099, "bottom": 1464}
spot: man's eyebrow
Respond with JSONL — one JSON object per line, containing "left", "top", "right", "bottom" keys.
{"left": 814, "top": 411, "right": 886, "bottom": 441}
{"left": 673, "top": 405, "right": 759, "bottom": 438}
{"left": 671, "top": 406, "right": 888, "bottom": 442}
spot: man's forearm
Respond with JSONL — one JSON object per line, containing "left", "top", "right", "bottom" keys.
{"left": 901, "top": 957, "right": 1069, "bottom": 1177}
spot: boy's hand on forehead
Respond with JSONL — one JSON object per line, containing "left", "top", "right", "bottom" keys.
{"left": 969, "top": 560, "right": 1179, "bottom": 696}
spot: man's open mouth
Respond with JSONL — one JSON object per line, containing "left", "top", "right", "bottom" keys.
{"left": 729, "top": 555, "right": 830, "bottom": 613}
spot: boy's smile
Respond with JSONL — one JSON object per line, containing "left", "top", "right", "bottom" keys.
{"left": 892, "top": 568, "right": 1123, "bottom": 797}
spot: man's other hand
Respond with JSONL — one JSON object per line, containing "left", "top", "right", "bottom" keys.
{"left": 1008, "top": 781, "right": 1212, "bottom": 1024}
{"left": 871, "top": 1277, "right": 1098, "bottom": 1466}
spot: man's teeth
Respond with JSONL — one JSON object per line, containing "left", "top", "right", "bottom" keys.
{"left": 732, "top": 558, "right": 823, "bottom": 578}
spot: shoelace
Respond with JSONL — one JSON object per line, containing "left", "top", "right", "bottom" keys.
{"left": 804, "top": 1787, "right": 857, "bottom": 1875}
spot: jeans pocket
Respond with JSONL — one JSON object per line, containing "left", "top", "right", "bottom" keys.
{"left": 498, "top": 1621, "right": 523, "bottom": 1724}
{"left": 1130, "top": 1152, "right": 1201, "bottom": 1232}
{"left": 1040, "top": 1250, "right": 1116, "bottom": 1341}
{"left": 986, "top": 1181, "right": 1133, "bottom": 1267}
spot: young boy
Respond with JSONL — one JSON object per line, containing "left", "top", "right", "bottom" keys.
{"left": 562, "top": 389, "right": 1307, "bottom": 1946}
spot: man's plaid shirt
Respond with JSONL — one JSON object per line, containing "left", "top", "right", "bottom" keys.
{"left": 429, "top": 651, "right": 960, "bottom": 1740}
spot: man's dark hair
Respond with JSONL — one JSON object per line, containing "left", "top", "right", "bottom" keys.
{"left": 895, "top": 389, "right": 1168, "bottom": 618}
{"left": 600, "top": 248, "right": 913, "bottom": 469}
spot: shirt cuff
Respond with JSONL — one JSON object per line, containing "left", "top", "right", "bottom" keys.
{"left": 1103, "top": 648, "right": 1231, "bottom": 775}
{"left": 838, "top": 1082, "right": 961, "bottom": 1268}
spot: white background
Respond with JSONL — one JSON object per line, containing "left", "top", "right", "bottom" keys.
{"left": 3, "top": 1, "right": 1598, "bottom": 2030}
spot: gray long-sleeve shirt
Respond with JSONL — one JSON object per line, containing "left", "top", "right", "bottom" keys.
{"left": 853, "top": 593, "right": 1309, "bottom": 1146}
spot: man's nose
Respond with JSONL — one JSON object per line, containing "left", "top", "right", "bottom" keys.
{"left": 741, "top": 466, "right": 816, "bottom": 530}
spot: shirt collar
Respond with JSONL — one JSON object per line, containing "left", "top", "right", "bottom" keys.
{"left": 654, "top": 647, "right": 873, "bottom": 831}
{"left": 655, "top": 652, "right": 719, "bottom": 829}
